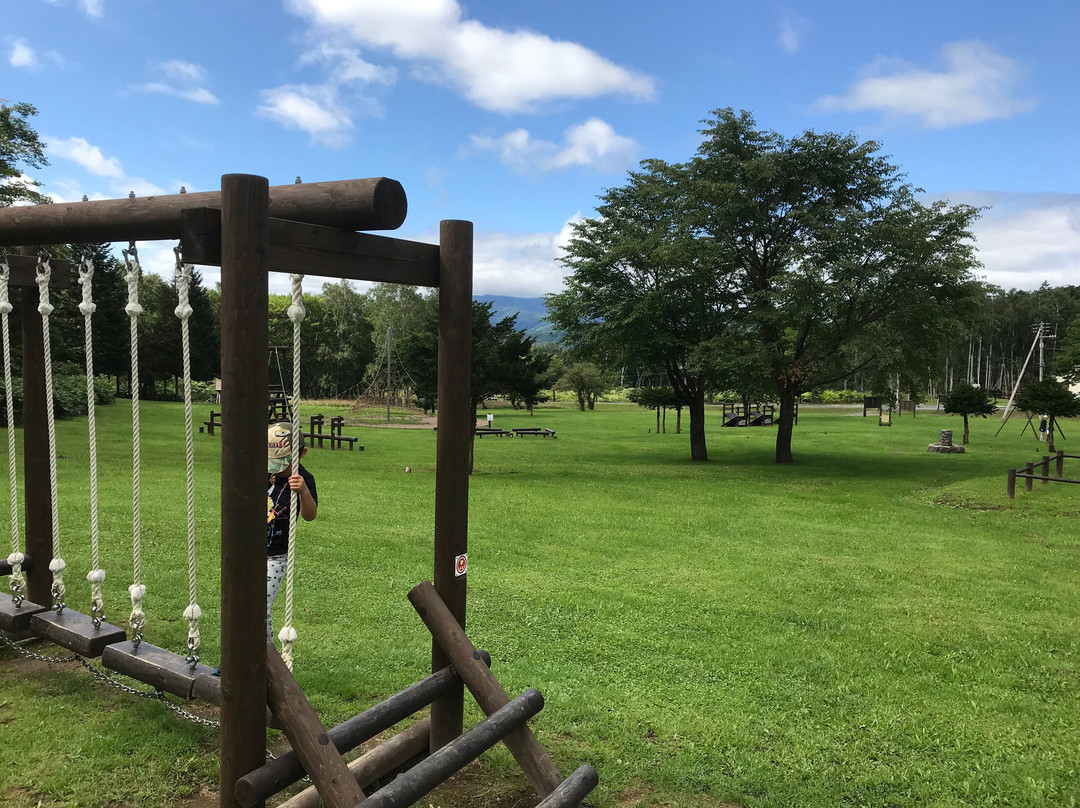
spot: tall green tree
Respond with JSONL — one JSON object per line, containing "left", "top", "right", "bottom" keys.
{"left": 1053, "top": 315, "right": 1080, "bottom": 384}
{"left": 547, "top": 159, "right": 735, "bottom": 460}
{"left": 556, "top": 362, "right": 611, "bottom": 411}
{"left": 943, "top": 382, "right": 996, "bottom": 445}
{"left": 0, "top": 102, "right": 48, "bottom": 206}
{"left": 687, "top": 108, "right": 985, "bottom": 462}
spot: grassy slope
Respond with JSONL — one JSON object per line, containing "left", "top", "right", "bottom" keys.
{"left": 1, "top": 400, "right": 1077, "bottom": 807}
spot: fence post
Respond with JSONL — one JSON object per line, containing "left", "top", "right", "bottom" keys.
{"left": 1007, "top": 468, "right": 1016, "bottom": 499}
{"left": 1025, "top": 462, "right": 1034, "bottom": 492}
{"left": 1056, "top": 451, "right": 1064, "bottom": 479}
{"left": 1041, "top": 456, "right": 1050, "bottom": 484}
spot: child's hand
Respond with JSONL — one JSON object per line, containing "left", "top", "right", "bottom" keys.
{"left": 288, "top": 474, "right": 307, "bottom": 496}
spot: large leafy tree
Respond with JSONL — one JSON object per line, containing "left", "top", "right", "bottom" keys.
{"left": 547, "top": 159, "right": 735, "bottom": 460}
{"left": 1, "top": 102, "right": 48, "bottom": 207}
{"left": 687, "top": 108, "right": 985, "bottom": 462}
{"left": 1053, "top": 315, "right": 1080, "bottom": 384}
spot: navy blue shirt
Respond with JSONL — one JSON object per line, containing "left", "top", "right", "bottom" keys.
{"left": 267, "top": 463, "right": 317, "bottom": 557}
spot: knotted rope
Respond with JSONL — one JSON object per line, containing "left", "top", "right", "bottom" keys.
{"left": 78, "top": 251, "right": 107, "bottom": 627}
{"left": 36, "top": 254, "right": 66, "bottom": 613}
{"left": 0, "top": 253, "right": 24, "bottom": 607}
{"left": 173, "top": 247, "right": 201, "bottom": 666}
{"left": 278, "top": 273, "right": 305, "bottom": 670}
{"left": 122, "top": 243, "right": 145, "bottom": 648}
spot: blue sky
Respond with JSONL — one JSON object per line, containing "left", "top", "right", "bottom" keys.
{"left": 4, "top": 0, "right": 1078, "bottom": 296}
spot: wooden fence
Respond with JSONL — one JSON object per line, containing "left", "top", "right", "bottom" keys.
{"left": 1007, "top": 451, "right": 1080, "bottom": 498}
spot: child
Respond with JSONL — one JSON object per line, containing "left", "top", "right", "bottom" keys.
{"left": 266, "top": 421, "right": 318, "bottom": 643}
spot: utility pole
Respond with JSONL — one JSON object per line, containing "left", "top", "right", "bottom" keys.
{"left": 387, "top": 327, "right": 392, "bottom": 423}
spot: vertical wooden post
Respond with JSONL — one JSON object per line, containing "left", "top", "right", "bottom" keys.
{"left": 219, "top": 174, "right": 270, "bottom": 808}
{"left": 1024, "top": 462, "right": 1034, "bottom": 492}
{"left": 1056, "top": 451, "right": 1064, "bottom": 479}
{"left": 1007, "top": 468, "right": 1016, "bottom": 499}
{"left": 20, "top": 248, "right": 51, "bottom": 607}
{"left": 1041, "top": 456, "right": 1050, "bottom": 484}
{"left": 431, "top": 220, "right": 472, "bottom": 751}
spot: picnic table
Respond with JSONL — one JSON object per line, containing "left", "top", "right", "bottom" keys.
{"left": 512, "top": 427, "right": 557, "bottom": 438}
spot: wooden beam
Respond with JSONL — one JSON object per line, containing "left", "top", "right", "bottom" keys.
{"left": 180, "top": 210, "right": 440, "bottom": 287}
{"left": 360, "top": 690, "right": 545, "bottom": 808}
{"left": 218, "top": 174, "right": 271, "bottom": 808}
{"left": 276, "top": 718, "right": 431, "bottom": 808}
{"left": 430, "top": 220, "right": 473, "bottom": 750}
{"left": 30, "top": 609, "right": 127, "bottom": 658}
{"left": 409, "top": 581, "right": 564, "bottom": 797}
{"left": 0, "top": 177, "right": 407, "bottom": 247}
{"left": 262, "top": 643, "right": 366, "bottom": 808}
{"left": 2, "top": 256, "right": 73, "bottom": 288}
{"left": 535, "top": 765, "right": 600, "bottom": 808}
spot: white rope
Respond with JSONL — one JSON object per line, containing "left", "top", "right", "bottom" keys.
{"left": 36, "top": 254, "right": 65, "bottom": 613}
{"left": 78, "top": 251, "right": 107, "bottom": 627}
{"left": 0, "top": 254, "right": 25, "bottom": 606}
{"left": 122, "top": 243, "right": 145, "bottom": 647}
{"left": 278, "top": 273, "right": 305, "bottom": 670}
{"left": 173, "top": 247, "right": 201, "bottom": 666}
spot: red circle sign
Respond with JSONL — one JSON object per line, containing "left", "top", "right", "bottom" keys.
{"left": 455, "top": 554, "right": 468, "bottom": 576}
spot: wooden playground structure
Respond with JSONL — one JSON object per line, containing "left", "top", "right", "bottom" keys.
{"left": 0, "top": 175, "right": 596, "bottom": 807}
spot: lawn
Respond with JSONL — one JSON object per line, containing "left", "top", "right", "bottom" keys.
{"left": 1, "top": 399, "right": 1077, "bottom": 807}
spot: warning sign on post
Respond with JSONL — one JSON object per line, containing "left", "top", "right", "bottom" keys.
{"left": 454, "top": 553, "right": 468, "bottom": 577}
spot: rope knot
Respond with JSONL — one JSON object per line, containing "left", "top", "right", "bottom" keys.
{"left": 86, "top": 568, "right": 106, "bottom": 584}
{"left": 174, "top": 303, "right": 193, "bottom": 320}
{"left": 49, "top": 558, "right": 66, "bottom": 573}
{"left": 183, "top": 604, "right": 202, "bottom": 620}
{"left": 7, "top": 551, "right": 23, "bottom": 565}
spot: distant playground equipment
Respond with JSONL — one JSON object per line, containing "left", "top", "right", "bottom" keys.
{"left": 721, "top": 401, "right": 795, "bottom": 427}
{"left": 1006, "top": 451, "right": 1080, "bottom": 499}
{"left": 0, "top": 176, "right": 596, "bottom": 808}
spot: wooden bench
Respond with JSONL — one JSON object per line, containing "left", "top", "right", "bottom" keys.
{"left": 512, "top": 428, "right": 557, "bottom": 438}
{"left": 308, "top": 414, "right": 363, "bottom": 451}
{"left": 475, "top": 428, "right": 512, "bottom": 437}
{"left": 202, "top": 410, "right": 222, "bottom": 435}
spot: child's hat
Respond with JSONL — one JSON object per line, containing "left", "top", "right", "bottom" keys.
{"left": 268, "top": 422, "right": 304, "bottom": 474}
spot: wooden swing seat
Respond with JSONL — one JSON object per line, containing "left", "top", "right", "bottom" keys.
{"left": 0, "top": 593, "right": 49, "bottom": 634}
{"left": 102, "top": 640, "right": 217, "bottom": 699}
{"left": 30, "top": 608, "right": 126, "bottom": 658}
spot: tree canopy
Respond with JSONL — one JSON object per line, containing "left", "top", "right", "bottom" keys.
{"left": 551, "top": 107, "right": 985, "bottom": 463}
{"left": 1015, "top": 378, "right": 1080, "bottom": 452}
{"left": 0, "top": 102, "right": 48, "bottom": 207}
{"left": 943, "top": 382, "right": 996, "bottom": 445}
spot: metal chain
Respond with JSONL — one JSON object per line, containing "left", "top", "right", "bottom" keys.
{"left": 0, "top": 632, "right": 219, "bottom": 728}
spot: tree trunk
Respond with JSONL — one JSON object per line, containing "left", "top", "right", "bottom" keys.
{"left": 963, "top": 413, "right": 969, "bottom": 445}
{"left": 676, "top": 408, "right": 682, "bottom": 434}
{"left": 577, "top": 391, "right": 585, "bottom": 411}
{"left": 688, "top": 390, "right": 707, "bottom": 461}
{"left": 655, "top": 407, "right": 660, "bottom": 433}
{"left": 775, "top": 388, "right": 797, "bottom": 463}
{"left": 661, "top": 407, "right": 666, "bottom": 434}
{"left": 1048, "top": 417, "right": 1056, "bottom": 453}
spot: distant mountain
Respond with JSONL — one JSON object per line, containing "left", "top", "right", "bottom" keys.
{"left": 474, "top": 294, "right": 560, "bottom": 344}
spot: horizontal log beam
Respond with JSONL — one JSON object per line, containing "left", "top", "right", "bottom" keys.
{"left": 2, "top": 256, "right": 73, "bottom": 288}
{"left": 361, "top": 689, "right": 545, "bottom": 808}
{"left": 0, "top": 177, "right": 407, "bottom": 247}
{"left": 535, "top": 765, "right": 600, "bottom": 808}
{"left": 0, "top": 553, "right": 33, "bottom": 576}
{"left": 277, "top": 719, "right": 431, "bottom": 808}
{"left": 181, "top": 210, "right": 439, "bottom": 287}
{"left": 235, "top": 654, "right": 489, "bottom": 806}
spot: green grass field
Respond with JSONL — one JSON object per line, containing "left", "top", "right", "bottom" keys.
{"left": 1, "top": 399, "right": 1078, "bottom": 807}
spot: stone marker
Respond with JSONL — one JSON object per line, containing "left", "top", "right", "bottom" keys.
{"left": 927, "top": 429, "right": 964, "bottom": 453}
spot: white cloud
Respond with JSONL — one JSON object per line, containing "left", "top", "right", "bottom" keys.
{"left": 133, "top": 60, "right": 220, "bottom": 105}
{"left": 961, "top": 192, "right": 1080, "bottom": 291}
{"left": 46, "top": 136, "right": 125, "bottom": 178}
{"left": 79, "top": 0, "right": 104, "bottom": 18}
{"left": 299, "top": 44, "right": 396, "bottom": 86}
{"left": 469, "top": 118, "right": 639, "bottom": 174}
{"left": 286, "top": 0, "right": 656, "bottom": 113}
{"left": 257, "top": 85, "right": 354, "bottom": 147}
{"left": 8, "top": 38, "right": 65, "bottom": 70}
{"left": 778, "top": 14, "right": 806, "bottom": 55}
{"left": 9, "top": 38, "right": 37, "bottom": 69}
{"left": 44, "top": 135, "right": 163, "bottom": 197}
{"left": 816, "top": 41, "right": 1034, "bottom": 129}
